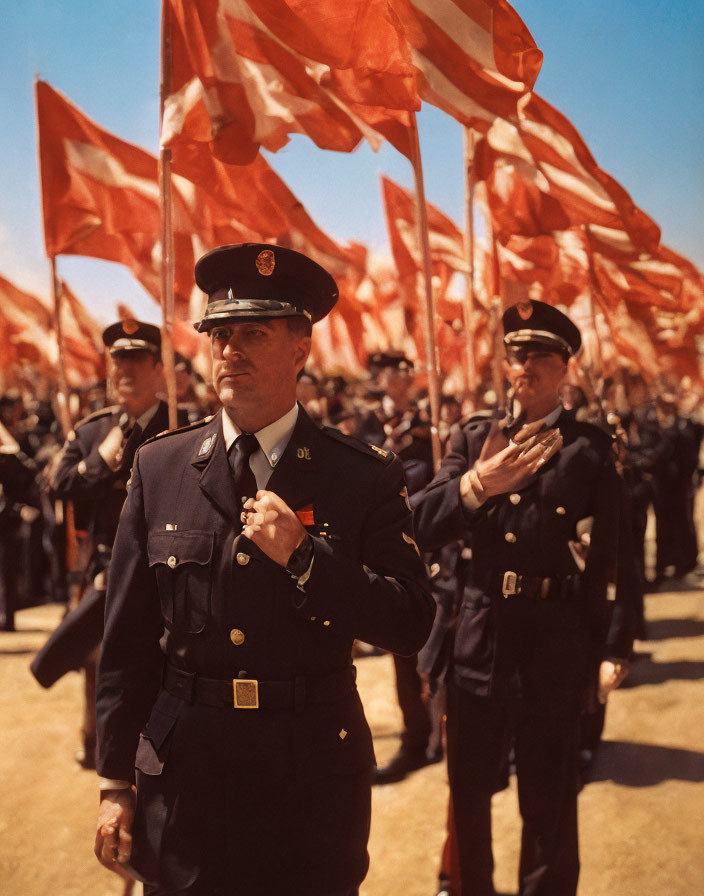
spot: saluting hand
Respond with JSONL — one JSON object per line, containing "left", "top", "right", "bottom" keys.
{"left": 464, "top": 420, "right": 563, "bottom": 500}
{"left": 95, "top": 787, "right": 135, "bottom": 868}
{"left": 242, "top": 490, "right": 307, "bottom": 567}
{"left": 97, "top": 425, "right": 126, "bottom": 471}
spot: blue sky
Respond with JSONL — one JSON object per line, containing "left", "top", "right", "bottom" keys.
{"left": 1, "top": 0, "right": 702, "bottom": 327}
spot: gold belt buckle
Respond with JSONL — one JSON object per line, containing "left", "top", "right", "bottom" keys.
{"left": 502, "top": 571, "right": 519, "bottom": 597}
{"left": 233, "top": 679, "right": 259, "bottom": 709}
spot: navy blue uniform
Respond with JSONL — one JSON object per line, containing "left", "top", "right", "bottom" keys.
{"left": 31, "top": 401, "right": 179, "bottom": 689}
{"left": 413, "top": 409, "right": 626, "bottom": 896}
{"left": 96, "top": 406, "right": 433, "bottom": 895}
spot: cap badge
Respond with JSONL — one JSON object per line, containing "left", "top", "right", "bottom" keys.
{"left": 256, "top": 249, "right": 276, "bottom": 276}
{"left": 122, "top": 319, "right": 140, "bottom": 335}
{"left": 517, "top": 302, "right": 533, "bottom": 321}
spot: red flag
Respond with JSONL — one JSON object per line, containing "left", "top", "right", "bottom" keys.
{"left": 0, "top": 273, "right": 104, "bottom": 386}
{"left": 381, "top": 175, "right": 467, "bottom": 286}
{"left": 474, "top": 93, "right": 661, "bottom": 254}
{"left": 392, "top": 0, "right": 542, "bottom": 134}
{"left": 164, "top": 0, "right": 417, "bottom": 165}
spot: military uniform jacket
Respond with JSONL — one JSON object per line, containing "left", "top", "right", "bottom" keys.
{"left": 96, "top": 405, "right": 433, "bottom": 893}
{"left": 413, "top": 409, "right": 624, "bottom": 700}
{"left": 52, "top": 400, "right": 177, "bottom": 551}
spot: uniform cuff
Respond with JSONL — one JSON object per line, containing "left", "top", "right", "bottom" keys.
{"left": 99, "top": 777, "right": 132, "bottom": 791}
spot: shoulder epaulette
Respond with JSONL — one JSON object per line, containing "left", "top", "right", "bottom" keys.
{"left": 74, "top": 405, "right": 120, "bottom": 430}
{"left": 322, "top": 425, "right": 396, "bottom": 464}
{"left": 141, "top": 415, "right": 214, "bottom": 447}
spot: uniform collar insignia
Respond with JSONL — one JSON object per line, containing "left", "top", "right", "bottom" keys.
{"left": 198, "top": 434, "right": 216, "bottom": 457}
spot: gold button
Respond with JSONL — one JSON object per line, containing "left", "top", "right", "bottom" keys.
{"left": 323, "top": 620, "right": 331, "bottom": 627}
{"left": 556, "top": 506, "right": 566, "bottom": 515}
{"left": 504, "top": 532, "right": 517, "bottom": 544}
{"left": 509, "top": 493, "right": 521, "bottom": 505}
{"left": 167, "top": 555, "right": 177, "bottom": 569}
{"left": 77, "top": 460, "right": 87, "bottom": 475}
{"left": 236, "top": 552, "right": 250, "bottom": 566}
{"left": 230, "top": 628, "right": 245, "bottom": 646}
{"left": 310, "top": 616, "right": 317, "bottom": 622}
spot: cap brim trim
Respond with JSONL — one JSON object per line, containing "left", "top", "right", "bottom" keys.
{"left": 108, "top": 339, "right": 160, "bottom": 353}
{"left": 195, "top": 299, "right": 312, "bottom": 332}
{"left": 503, "top": 329, "right": 573, "bottom": 356}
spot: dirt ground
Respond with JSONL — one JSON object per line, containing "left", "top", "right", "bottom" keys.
{"left": 2, "top": 540, "right": 704, "bottom": 896}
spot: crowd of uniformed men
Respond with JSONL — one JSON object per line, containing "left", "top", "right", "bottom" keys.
{"left": 1, "top": 243, "right": 703, "bottom": 896}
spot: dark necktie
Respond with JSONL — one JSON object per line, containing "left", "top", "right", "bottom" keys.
{"left": 119, "top": 421, "right": 143, "bottom": 474}
{"left": 228, "top": 433, "right": 259, "bottom": 504}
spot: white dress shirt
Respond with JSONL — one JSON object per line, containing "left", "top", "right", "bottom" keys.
{"left": 221, "top": 403, "right": 299, "bottom": 488}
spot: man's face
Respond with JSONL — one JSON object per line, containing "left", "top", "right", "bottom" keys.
{"left": 109, "top": 351, "right": 162, "bottom": 413}
{"left": 380, "top": 368, "right": 412, "bottom": 403}
{"left": 504, "top": 345, "right": 567, "bottom": 409}
{"left": 210, "top": 319, "right": 310, "bottom": 416}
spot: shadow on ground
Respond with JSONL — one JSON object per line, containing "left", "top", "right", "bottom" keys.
{"left": 588, "top": 740, "right": 704, "bottom": 787}
{"left": 622, "top": 656, "right": 704, "bottom": 687}
{"left": 642, "top": 617, "right": 704, "bottom": 640}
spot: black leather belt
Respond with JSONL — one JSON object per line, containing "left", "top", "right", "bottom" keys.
{"left": 482, "top": 571, "right": 576, "bottom": 600}
{"left": 163, "top": 662, "right": 357, "bottom": 711}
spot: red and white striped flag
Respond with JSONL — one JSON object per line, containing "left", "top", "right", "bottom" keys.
{"left": 393, "top": 0, "right": 542, "bottom": 133}
{"left": 163, "top": 0, "right": 418, "bottom": 165}
{"left": 473, "top": 93, "right": 661, "bottom": 255}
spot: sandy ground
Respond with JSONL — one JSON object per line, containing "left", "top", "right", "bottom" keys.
{"left": 2, "top": 583, "right": 704, "bottom": 896}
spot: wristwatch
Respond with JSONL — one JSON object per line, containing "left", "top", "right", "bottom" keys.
{"left": 286, "top": 534, "right": 314, "bottom": 579}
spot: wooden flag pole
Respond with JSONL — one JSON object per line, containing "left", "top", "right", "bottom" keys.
{"left": 159, "top": 0, "right": 178, "bottom": 431}
{"left": 408, "top": 115, "right": 442, "bottom": 470}
{"left": 462, "top": 127, "right": 478, "bottom": 397}
{"left": 50, "top": 257, "right": 73, "bottom": 438}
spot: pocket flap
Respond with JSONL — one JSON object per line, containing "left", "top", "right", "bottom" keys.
{"left": 147, "top": 531, "right": 214, "bottom": 568}
{"left": 135, "top": 734, "right": 164, "bottom": 776}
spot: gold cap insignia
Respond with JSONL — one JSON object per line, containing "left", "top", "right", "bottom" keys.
{"left": 122, "top": 319, "right": 139, "bottom": 335}
{"left": 517, "top": 302, "right": 533, "bottom": 321}
{"left": 256, "top": 249, "right": 275, "bottom": 276}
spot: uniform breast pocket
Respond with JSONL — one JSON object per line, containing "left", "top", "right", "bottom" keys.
{"left": 147, "top": 531, "right": 215, "bottom": 633}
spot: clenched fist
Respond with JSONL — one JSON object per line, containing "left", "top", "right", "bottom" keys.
{"left": 242, "top": 490, "right": 307, "bottom": 567}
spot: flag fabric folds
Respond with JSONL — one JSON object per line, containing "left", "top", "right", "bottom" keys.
{"left": 473, "top": 93, "right": 661, "bottom": 254}
{"left": 163, "top": 0, "right": 418, "bottom": 165}
{"left": 0, "top": 272, "right": 104, "bottom": 386}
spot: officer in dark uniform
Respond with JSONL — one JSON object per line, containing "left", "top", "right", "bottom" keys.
{"left": 31, "top": 320, "right": 184, "bottom": 768}
{"left": 0, "top": 428, "right": 42, "bottom": 631}
{"left": 413, "top": 300, "right": 630, "bottom": 896}
{"left": 359, "top": 351, "right": 441, "bottom": 783}
{"left": 94, "top": 244, "right": 434, "bottom": 896}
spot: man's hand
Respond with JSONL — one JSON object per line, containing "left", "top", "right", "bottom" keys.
{"left": 95, "top": 788, "right": 135, "bottom": 869}
{"left": 465, "top": 421, "right": 562, "bottom": 499}
{"left": 598, "top": 658, "right": 629, "bottom": 704}
{"left": 242, "top": 490, "right": 307, "bottom": 567}
{"left": 98, "top": 426, "right": 126, "bottom": 471}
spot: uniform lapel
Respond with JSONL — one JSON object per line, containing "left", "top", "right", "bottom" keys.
{"left": 192, "top": 410, "right": 242, "bottom": 525}
{"left": 265, "top": 405, "right": 320, "bottom": 514}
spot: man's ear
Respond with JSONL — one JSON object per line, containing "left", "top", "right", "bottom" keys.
{"left": 293, "top": 336, "right": 311, "bottom": 374}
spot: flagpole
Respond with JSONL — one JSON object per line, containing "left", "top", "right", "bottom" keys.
{"left": 50, "top": 258, "right": 73, "bottom": 438}
{"left": 490, "top": 229, "right": 506, "bottom": 408}
{"left": 408, "top": 115, "right": 442, "bottom": 470}
{"left": 462, "top": 127, "right": 478, "bottom": 398}
{"left": 159, "top": 0, "right": 178, "bottom": 431}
